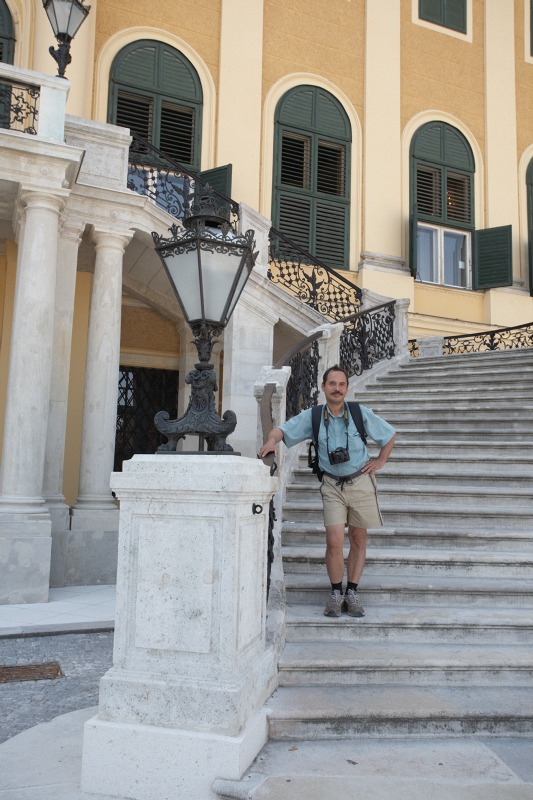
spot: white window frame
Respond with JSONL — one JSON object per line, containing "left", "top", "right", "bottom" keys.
{"left": 417, "top": 222, "right": 472, "bottom": 289}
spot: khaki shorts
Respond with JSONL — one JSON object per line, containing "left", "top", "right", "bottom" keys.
{"left": 320, "top": 473, "right": 383, "bottom": 529}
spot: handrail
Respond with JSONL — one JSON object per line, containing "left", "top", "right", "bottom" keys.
{"left": 444, "top": 320, "right": 533, "bottom": 353}
{"left": 268, "top": 226, "right": 362, "bottom": 321}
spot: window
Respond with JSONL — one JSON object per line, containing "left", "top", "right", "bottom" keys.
{"left": 108, "top": 40, "right": 203, "bottom": 171}
{"left": 419, "top": 0, "right": 466, "bottom": 33}
{"left": 272, "top": 86, "right": 351, "bottom": 269}
{"left": 410, "top": 121, "right": 513, "bottom": 290}
{"left": 115, "top": 366, "right": 178, "bottom": 471}
{"left": 0, "top": 0, "right": 14, "bottom": 64}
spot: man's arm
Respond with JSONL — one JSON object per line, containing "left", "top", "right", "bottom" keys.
{"left": 258, "top": 427, "right": 284, "bottom": 458}
{"left": 361, "top": 433, "right": 396, "bottom": 475}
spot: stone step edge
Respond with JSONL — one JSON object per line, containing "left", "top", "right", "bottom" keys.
{"left": 285, "top": 604, "right": 533, "bottom": 627}
{"left": 283, "top": 573, "right": 533, "bottom": 592}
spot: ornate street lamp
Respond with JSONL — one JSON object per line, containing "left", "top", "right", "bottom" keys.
{"left": 42, "top": 0, "right": 91, "bottom": 79}
{"left": 152, "top": 186, "right": 257, "bottom": 453}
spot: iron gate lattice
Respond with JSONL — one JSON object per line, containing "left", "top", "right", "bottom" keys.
{"left": 115, "top": 366, "right": 179, "bottom": 471}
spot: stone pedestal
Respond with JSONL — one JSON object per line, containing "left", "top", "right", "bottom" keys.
{"left": 81, "top": 454, "right": 278, "bottom": 800}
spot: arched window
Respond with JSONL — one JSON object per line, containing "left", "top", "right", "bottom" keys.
{"left": 410, "top": 121, "right": 512, "bottom": 290}
{"left": 272, "top": 86, "right": 351, "bottom": 269}
{"left": 0, "top": 0, "right": 14, "bottom": 64}
{"left": 108, "top": 40, "right": 203, "bottom": 171}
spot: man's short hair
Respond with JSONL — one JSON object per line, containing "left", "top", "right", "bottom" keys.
{"left": 322, "top": 364, "right": 349, "bottom": 384}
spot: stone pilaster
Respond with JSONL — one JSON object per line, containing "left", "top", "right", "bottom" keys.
{"left": 0, "top": 188, "right": 68, "bottom": 603}
{"left": 69, "top": 228, "right": 131, "bottom": 586}
{"left": 44, "top": 217, "right": 85, "bottom": 585}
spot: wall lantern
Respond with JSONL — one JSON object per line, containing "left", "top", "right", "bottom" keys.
{"left": 42, "top": 0, "right": 91, "bottom": 79}
{"left": 152, "top": 186, "right": 258, "bottom": 453}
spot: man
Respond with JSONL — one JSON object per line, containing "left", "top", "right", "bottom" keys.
{"left": 258, "top": 365, "right": 396, "bottom": 618}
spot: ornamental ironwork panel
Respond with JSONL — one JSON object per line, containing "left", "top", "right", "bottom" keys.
{"left": 340, "top": 302, "right": 396, "bottom": 377}
{"left": 115, "top": 366, "right": 178, "bottom": 471}
{"left": 408, "top": 338, "right": 420, "bottom": 358}
{"left": 268, "top": 227, "right": 362, "bottom": 320}
{"left": 286, "top": 339, "right": 320, "bottom": 419}
{"left": 444, "top": 322, "right": 533, "bottom": 354}
{"left": 0, "top": 78, "right": 39, "bottom": 135}
{"left": 127, "top": 133, "right": 239, "bottom": 228}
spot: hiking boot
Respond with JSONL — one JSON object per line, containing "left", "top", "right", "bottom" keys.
{"left": 324, "top": 589, "right": 344, "bottom": 617}
{"left": 344, "top": 588, "right": 365, "bottom": 617}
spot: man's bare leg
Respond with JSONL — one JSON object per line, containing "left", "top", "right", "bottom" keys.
{"left": 347, "top": 526, "right": 367, "bottom": 583}
{"left": 325, "top": 523, "right": 346, "bottom": 583}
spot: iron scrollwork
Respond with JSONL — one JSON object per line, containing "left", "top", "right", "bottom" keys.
{"left": 286, "top": 339, "right": 320, "bottom": 419}
{"left": 340, "top": 301, "right": 396, "bottom": 377}
{"left": 444, "top": 321, "right": 533, "bottom": 355}
{"left": 0, "top": 79, "right": 40, "bottom": 135}
{"left": 127, "top": 133, "right": 239, "bottom": 228}
{"left": 268, "top": 228, "right": 362, "bottom": 321}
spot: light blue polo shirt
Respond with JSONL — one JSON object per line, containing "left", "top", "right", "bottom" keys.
{"left": 279, "top": 404, "right": 396, "bottom": 477}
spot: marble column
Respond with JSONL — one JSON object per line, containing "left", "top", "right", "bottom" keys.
{"left": 69, "top": 228, "right": 131, "bottom": 585}
{"left": 44, "top": 218, "right": 84, "bottom": 585}
{"left": 0, "top": 188, "right": 68, "bottom": 603}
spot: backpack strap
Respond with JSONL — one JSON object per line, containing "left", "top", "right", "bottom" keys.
{"left": 347, "top": 402, "right": 367, "bottom": 445}
{"left": 311, "top": 404, "right": 323, "bottom": 446}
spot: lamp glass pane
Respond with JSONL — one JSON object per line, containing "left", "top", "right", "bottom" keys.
{"left": 164, "top": 248, "right": 202, "bottom": 322}
{"left": 225, "top": 260, "right": 253, "bottom": 323}
{"left": 46, "top": 0, "right": 87, "bottom": 38}
{"left": 201, "top": 246, "right": 243, "bottom": 324}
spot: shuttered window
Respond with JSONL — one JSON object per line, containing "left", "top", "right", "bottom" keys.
{"left": 273, "top": 86, "right": 351, "bottom": 269}
{"left": 419, "top": 0, "right": 467, "bottom": 33}
{"left": 410, "top": 122, "right": 513, "bottom": 290}
{"left": 0, "top": 0, "right": 14, "bottom": 64}
{"left": 109, "top": 40, "right": 202, "bottom": 171}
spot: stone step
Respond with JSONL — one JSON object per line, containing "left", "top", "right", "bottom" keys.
{"left": 281, "top": 523, "right": 533, "bottom": 552}
{"left": 283, "top": 573, "right": 533, "bottom": 608}
{"left": 385, "top": 440, "right": 533, "bottom": 458}
{"left": 376, "top": 372, "right": 533, "bottom": 388}
{"left": 282, "top": 546, "right": 533, "bottom": 579}
{"left": 214, "top": 736, "right": 533, "bottom": 800}
{"left": 359, "top": 385, "right": 533, "bottom": 401}
{"left": 282, "top": 500, "right": 533, "bottom": 529}
{"left": 291, "top": 467, "right": 533, "bottom": 489}
{"left": 285, "top": 483, "right": 533, "bottom": 509}
{"left": 266, "top": 685, "right": 533, "bottom": 738}
{"left": 277, "top": 641, "right": 533, "bottom": 686}
{"left": 285, "top": 604, "right": 533, "bottom": 644}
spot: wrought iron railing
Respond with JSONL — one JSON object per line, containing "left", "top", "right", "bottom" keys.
{"left": 268, "top": 227, "right": 362, "bottom": 320}
{"left": 444, "top": 321, "right": 533, "bottom": 354}
{"left": 127, "top": 133, "right": 240, "bottom": 227}
{"left": 340, "top": 301, "right": 396, "bottom": 377}
{"left": 0, "top": 77, "right": 39, "bottom": 135}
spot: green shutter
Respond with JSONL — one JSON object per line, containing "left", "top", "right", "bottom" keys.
{"left": 109, "top": 40, "right": 202, "bottom": 170}
{"left": 278, "top": 193, "right": 312, "bottom": 254}
{"left": 315, "top": 201, "right": 349, "bottom": 268}
{"left": 273, "top": 86, "right": 351, "bottom": 267}
{"left": 473, "top": 226, "right": 513, "bottom": 290}
{"left": 445, "top": 0, "right": 467, "bottom": 33}
{"left": 198, "top": 165, "right": 232, "bottom": 197}
{"left": 409, "top": 203, "right": 418, "bottom": 278}
{"left": 419, "top": 0, "right": 466, "bottom": 33}
{"left": 0, "top": 0, "right": 14, "bottom": 64}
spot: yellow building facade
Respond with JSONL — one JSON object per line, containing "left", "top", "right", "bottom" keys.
{"left": 1, "top": 0, "right": 533, "bottom": 600}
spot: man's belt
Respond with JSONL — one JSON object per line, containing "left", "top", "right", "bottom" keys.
{"left": 323, "top": 469, "right": 365, "bottom": 489}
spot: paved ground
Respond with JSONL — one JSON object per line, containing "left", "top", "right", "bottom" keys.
{"left": 0, "top": 631, "right": 113, "bottom": 744}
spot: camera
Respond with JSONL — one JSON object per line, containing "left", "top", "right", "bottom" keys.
{"left": 328, "top": 447, "right": 350, "bottom": 465}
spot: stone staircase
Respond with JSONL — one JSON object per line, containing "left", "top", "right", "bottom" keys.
{"left": 269, "top": 348, "right": 533, "bottom": 739}
{"left": 215, "top": 348, "right": 533, "bottom": 799}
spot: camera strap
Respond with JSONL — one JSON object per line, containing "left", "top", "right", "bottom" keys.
{"left": 323, "top": 404, "right": 350, "bottom": 455}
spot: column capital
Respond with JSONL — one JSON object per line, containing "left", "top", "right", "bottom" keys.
{"left": 14, "top": 187, "right": 70, "bottom": 240}
{"left": 60, "top": 214, "right": 86, "bottom": 245}
{"left": 91, "top": 227, "right": 133, "bottom": 252}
